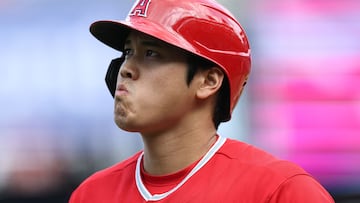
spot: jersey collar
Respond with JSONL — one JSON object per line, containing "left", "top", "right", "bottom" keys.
{"left": 135, "top": 136, "right": 227, "bottom": 201}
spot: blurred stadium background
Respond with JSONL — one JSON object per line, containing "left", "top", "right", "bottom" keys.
{"left": 0, "top": 0, "right": 359, "bottom": 202}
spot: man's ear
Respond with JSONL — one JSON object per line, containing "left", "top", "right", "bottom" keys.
{"left": 196, "top": 67, "right": 224, "bottom": 99}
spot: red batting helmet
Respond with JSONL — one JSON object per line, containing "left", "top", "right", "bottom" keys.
{"left": 90, "top": 0, "right": 251, "bottom": 121}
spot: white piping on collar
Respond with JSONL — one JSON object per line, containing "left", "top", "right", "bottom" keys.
{"left": 135, "top": 136, "right": 227, "bottom": 201}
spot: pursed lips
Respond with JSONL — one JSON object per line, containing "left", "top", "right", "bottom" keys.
{"left": 115, "top": 84, "right": 129, "bottom": 96}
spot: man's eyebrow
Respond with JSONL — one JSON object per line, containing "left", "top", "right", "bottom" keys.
{"left": 124, "top": 39, "right": 163, "bottom": 48}
{"left": 141, "top": 40, "right": 163, "bottom": 47}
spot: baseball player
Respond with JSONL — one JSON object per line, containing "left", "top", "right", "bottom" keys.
{"left": 70, "top": 0, "right": 335, "bottom": 202}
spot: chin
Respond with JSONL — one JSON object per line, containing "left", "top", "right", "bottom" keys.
{"left": 114, "top": 119, "right": 139, "bottom": 132}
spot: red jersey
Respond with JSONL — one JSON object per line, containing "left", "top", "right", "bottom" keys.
{"left": 70, "top": 137, "right": 334, "bottom": 202}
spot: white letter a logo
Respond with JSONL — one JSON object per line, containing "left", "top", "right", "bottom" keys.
{"left": 129, "top": 0, "right": 151, "bottom": 17}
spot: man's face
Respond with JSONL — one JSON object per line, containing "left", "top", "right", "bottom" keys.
{"left": 114, "top": 31, "right": 196, "bottom": 135}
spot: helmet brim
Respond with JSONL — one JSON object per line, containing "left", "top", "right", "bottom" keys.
{"left": 90, "top": 19, "right": 196, "bottom": 54}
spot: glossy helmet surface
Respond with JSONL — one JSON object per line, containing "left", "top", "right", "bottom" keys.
{"left": 90, "top": 0, "right": 251, "bottom": 121}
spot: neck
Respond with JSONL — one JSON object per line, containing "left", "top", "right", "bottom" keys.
{"left": 140, "top": 120, "right": 217, "bottom": 176}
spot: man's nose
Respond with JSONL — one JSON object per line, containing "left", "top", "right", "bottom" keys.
{"left": 119, "top": 59, "right": 139, "bottom": 80}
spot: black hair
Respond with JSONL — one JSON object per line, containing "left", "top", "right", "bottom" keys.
{"left": 186, "top": 54, "right": 230, "bottom": 129}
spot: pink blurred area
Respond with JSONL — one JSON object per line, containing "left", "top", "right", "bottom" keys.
{"left": 0, "top": 0, "right": 359, "bottom": 202}
{"left": 250, "top": 0, "right": 360, "bottom": 196}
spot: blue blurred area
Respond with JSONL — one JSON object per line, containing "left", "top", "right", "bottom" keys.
{"left": 0, "top": 0, "right": 359, "bottom": 202}
{"left": 0, "top": 0, "right": 143, "bottom": 202}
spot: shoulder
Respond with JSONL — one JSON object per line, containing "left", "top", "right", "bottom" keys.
{"left": 216, "top": 138, "right": 309, "bottom": 185}
{"left": 268, "top": 175, "right": 335, "bottom": 202}
{"left": 219, "top": 138, "right": 306, "bottom": 176}
{"left": 218, "top": 138, "right": 292, "bottom": 167}
{"left": 69, "top": 151, "right": 142, "bottom": 202}
{"left": 84, "top": 151, "right": 141, "bottom": 184}
{"left": 217, "top": 138, "right": 334, "bottom": 202}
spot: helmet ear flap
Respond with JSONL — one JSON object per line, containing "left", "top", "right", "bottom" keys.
{"left": 105, "top": 57, "right": 124, "bottom": 97}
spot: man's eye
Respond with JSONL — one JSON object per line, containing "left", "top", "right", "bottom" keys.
{"left": 123, "top": 49, "right": 133, "bottom": 57}
{"left": 145, "top": 50, "right": 159, "bottom": 57}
